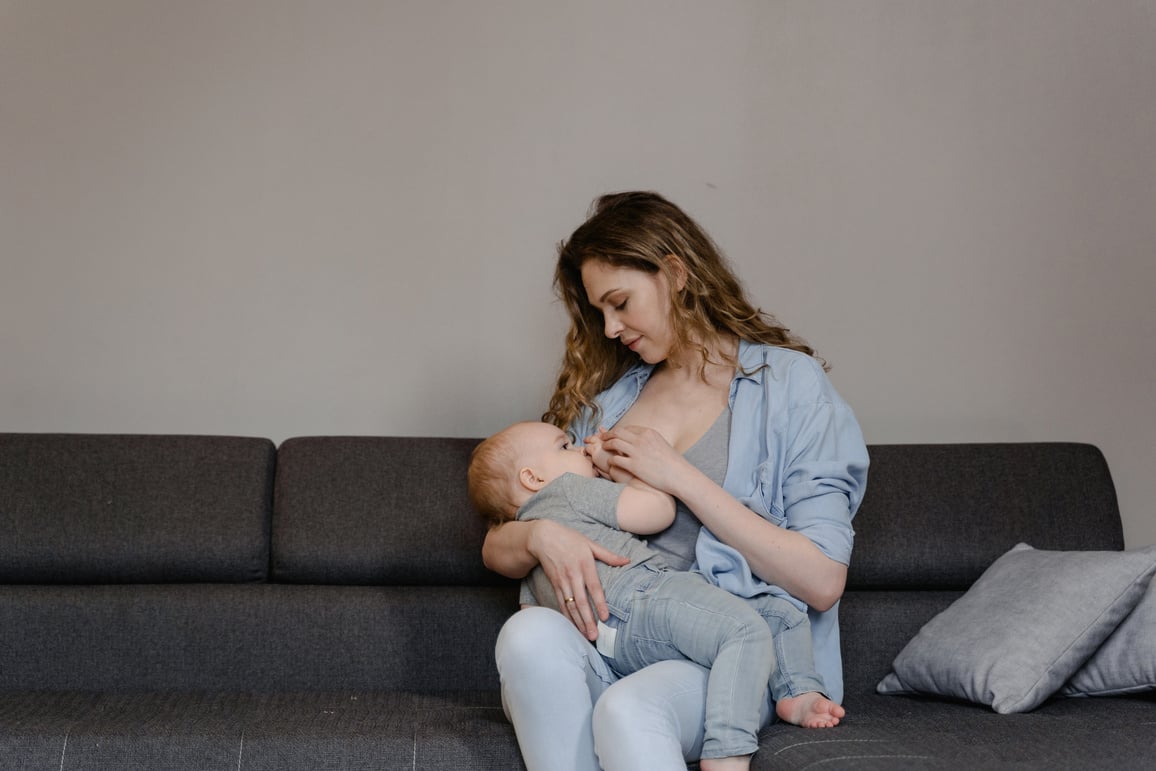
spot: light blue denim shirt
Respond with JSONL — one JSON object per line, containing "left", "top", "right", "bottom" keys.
{"left": 570, "top": 340, "right": 869, "bottom": 702}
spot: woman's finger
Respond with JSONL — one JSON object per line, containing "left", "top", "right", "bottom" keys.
{"left": 552, "top": 575, "right": 595, "bottom": 639}
{"left": 572, "top": 594, "right": 598, "bottom": 640}
{"left": 554, "top": 584, "right": 584, "bottom": 630}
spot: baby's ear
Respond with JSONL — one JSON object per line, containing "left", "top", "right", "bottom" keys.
{"left": 518, "top": 466, "right": 546, "bottom": 493}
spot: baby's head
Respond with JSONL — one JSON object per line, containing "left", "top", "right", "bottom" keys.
{"left": 468, "top": 421, "right": 596, "bottom": 527}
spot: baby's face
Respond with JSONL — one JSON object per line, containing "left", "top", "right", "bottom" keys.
{"left": 514, "top": 422, "right": 596, "bottom": 483}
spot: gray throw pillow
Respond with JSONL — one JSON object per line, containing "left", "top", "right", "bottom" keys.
{"left": 876, "top": 543, "right": 1156, "bottom": 714}
{"left": 1061, "top": 576, "right": 1156, "bottom": 697}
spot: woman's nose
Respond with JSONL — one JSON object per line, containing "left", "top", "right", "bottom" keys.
{"left": 603, "top": 313, "right": 623, "bottom": 339}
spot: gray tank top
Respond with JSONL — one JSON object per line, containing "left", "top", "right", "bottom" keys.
{"left": 643, "top": 406, "right": 730, "bottom": 571}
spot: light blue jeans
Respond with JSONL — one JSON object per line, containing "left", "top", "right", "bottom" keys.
{"left": 495, "top": 575, "right": 818, "bottom": 769}
{"left": 600, "top": 567, "right": 822, "bottom": 760}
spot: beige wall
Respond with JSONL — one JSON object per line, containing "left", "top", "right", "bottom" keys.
{"left": 2, "top": 1, "right": 1153, "bottom": 547}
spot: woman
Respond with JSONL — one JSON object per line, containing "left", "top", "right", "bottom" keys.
{"left": 482, "top": 191, "right": 868, "bottom": 770}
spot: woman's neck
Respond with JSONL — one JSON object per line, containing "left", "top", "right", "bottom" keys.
{"left": 659, "top": 334, "right": 738, "bottom": 386}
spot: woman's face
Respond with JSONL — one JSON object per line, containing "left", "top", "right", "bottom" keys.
{"left": 580, "top": 259, "right": 675, "bottom": 364}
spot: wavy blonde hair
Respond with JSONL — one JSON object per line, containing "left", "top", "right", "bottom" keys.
{"left": 543, "top": 191, "right": 823, "bottom": 431}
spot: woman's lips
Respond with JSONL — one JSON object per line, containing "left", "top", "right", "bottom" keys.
{"left": 624, "top": 337, "right": 640, "bottom": 351}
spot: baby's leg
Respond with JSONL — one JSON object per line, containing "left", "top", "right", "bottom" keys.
{"left": 699, "top": 755, "right": 752, "bottom": 771}
{"left": 642, "top": 573, "right": 776, "bottom": 758}
{"left": 612, "top": 571, "right": 774, "bottom": 762}
{"left": 748, "top": 595, "right": 846, "bottom": 729}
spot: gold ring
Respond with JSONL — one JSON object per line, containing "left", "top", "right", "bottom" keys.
{"left": 564, "top": 596, "right": 575, "bottom": 603}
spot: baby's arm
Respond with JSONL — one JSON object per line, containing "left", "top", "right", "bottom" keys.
{"left": 588, "top": 431, "right": 676, "bottom": 535}
{"left": 618, "top": 480, "right": 676, "bottom": 534}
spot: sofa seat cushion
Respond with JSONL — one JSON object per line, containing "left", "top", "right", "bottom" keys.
{"left": 0, "top": 691, "right": 523, "bottom": 771}
{"left": 0, "top": 584, "right": 517, "bottom": 692}
{"left": 756, "top": 692, "right": 1156, "bottom": 770}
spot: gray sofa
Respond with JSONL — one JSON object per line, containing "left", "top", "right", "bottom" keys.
{"left": 1, "top": 434, "right": 1152, "bottom": 770}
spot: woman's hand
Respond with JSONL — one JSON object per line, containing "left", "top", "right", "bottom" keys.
{"left": 597, "top": 425, "right": 692, "bottom": 496}
{"left": 527, "top": 519, "right": 630, "bottom": 640}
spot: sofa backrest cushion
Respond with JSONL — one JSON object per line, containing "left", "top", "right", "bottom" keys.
{"left": 849, "top": 443, "right": 1123, "bottom": 590}
{"left": 0, "top": 434, "right": 275, "bottom": 583}
{"left": 273, "top": 436, "right": 505, "bottom": 585}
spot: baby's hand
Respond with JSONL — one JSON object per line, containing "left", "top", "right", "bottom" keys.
{"left": 584, "top": 428, "right": 621, "bottom": 481}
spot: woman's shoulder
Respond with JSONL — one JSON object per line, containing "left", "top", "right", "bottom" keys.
{"left": 739, "top": 341, "right": 827, "bottom": 381}
{"left": 737, "top": 341, "right": 848, "bottom": 412}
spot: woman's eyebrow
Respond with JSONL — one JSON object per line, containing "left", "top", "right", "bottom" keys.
{"left": 597, "top": 288, "right": 623, "bottom": 303}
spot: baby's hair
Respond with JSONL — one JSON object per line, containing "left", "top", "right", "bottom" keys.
{"left": 467, "top": 429, "right": 521, "bottom": 528}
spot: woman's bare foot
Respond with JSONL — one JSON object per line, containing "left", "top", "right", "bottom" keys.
{"left": 775, "top": 691, "right": 845, "bottom": 728}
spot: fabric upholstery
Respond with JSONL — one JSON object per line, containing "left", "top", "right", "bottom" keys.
{"left": 0, "top": 691, "right": 521, "bottom": 771}
{"left": 0, "top": 434, "right": 274, "bottom": 583}
{"left": 2, "top": 434, "right": 1152, "bottom": 770}
{"left": 0, "top": 583, "right": 516, "bottom": 692}
{"left": 849, "top": 443, "right": 1123, "bottom": 590}
{"left": 836, "top": 590, "right": 963, "bottom": 701}
{"left": 272, "top": 436, "right": 499, "bottom": 586}
{"left": 754, "top": 691, "right": 1156, "bottom": 770}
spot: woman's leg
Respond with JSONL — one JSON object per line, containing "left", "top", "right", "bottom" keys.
{"left": 593, "top": 659, "right": 707, "bottom": 770}
{"left": 495, "top": 607, "right": 617, "bottom": 771}
{"left": 591, "top": 658, "right": 775, "bottom": 771}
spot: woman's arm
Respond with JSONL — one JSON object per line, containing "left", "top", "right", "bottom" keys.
{"left": 598, "top": 425, "right": 848, "bottom": 610}
{"left": 481, "top": 519, "right": 541, "bottom": 579}
{"left": 482, "top": 518, "right": 630, "bottom": 640}
{"left": 674, "top": 461, "right": 847, "bottom": 610}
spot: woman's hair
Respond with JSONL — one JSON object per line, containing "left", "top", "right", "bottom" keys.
{"left": 467, "top": 430, "right": 520, "bottom": 528}
{"left": 543, "top": 191, "right": 822, "bottom": 431}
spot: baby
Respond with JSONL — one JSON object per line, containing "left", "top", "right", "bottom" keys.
{"left": 469, "top": 421, "right": 843, "bottom": 770}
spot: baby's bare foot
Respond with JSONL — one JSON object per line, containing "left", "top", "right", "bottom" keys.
{"left": 776, "top": 691, "right": 845, "bottom": 728}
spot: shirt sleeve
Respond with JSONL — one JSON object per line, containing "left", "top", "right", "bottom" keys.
{"left": 560, "top": 475, "right": 627, "bottom": 530}
{"left": 696, "top": 349, "right": 868, "bottom": 600}
{"left": 779, "top": 396, "right": 869, "bottom": 566}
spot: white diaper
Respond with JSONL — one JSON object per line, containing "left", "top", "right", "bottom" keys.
{"left": 595, "top": 619, "right": 618, "bottom": 659}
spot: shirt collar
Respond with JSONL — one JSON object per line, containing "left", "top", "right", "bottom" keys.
{"left": 735, "top": 338, "right": 766, "bottom": 384}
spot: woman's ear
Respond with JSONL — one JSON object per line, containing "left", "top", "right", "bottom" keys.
{"left": 518, "top": 466, "right": 547, "bottom": 493}
{"left": 663, "top": 253, "right": 689, "bottom": 292}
